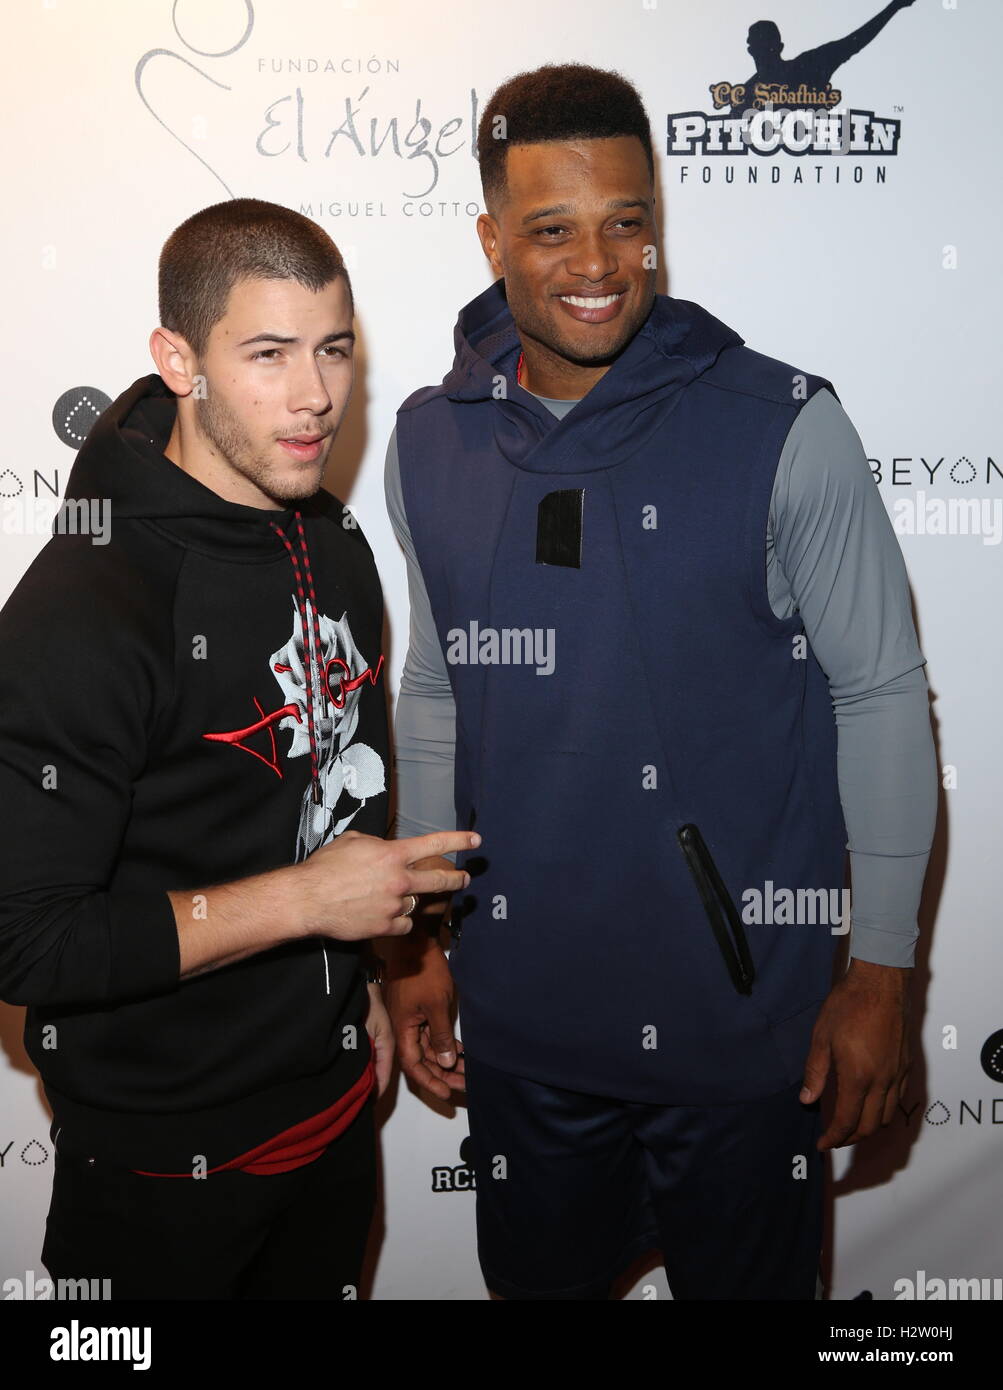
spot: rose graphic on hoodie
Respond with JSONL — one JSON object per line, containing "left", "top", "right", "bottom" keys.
{"left": 269, "top": 599, "right": 386, "bottom": 860}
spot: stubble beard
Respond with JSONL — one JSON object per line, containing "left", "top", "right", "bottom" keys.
{"left": 194, "top": 385, "right": 322, "bottom": 505}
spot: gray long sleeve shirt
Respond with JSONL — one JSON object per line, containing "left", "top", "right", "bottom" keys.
{"left": 385, "top": 386, "right": 938, "bottom": 969}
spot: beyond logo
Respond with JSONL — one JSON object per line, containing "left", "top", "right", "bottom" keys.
{"left": 667, "top": 5, "right": 915, "bottom": 161}
{"left": 980, "top": 1030, "right": 1003, "bottom": 1084}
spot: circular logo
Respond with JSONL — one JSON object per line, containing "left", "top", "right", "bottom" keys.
{"left": 980, "top": 1029, "right": 1003, "bottom": 1083}
{"left": 52, "top": 386, "right": 111, "bottom": 450}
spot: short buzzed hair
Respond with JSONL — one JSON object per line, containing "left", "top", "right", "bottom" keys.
{"left": 158, "top": 197, "right": 353, "bottom": 357}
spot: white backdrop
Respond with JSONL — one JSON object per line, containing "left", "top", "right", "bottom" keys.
{"left": 2, "top": 0, "right": 1001, "bottom": 1302}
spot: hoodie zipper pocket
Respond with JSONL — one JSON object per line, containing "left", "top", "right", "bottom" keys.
{"left": 677, "top": 823, "right": 755, "bottom": 995}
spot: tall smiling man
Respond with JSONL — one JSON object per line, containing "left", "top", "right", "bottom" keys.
{"left": 0, "top": 198, "right": 476, "bottom": 1300}
{"left": 383, "top": 66, "right": 938, "bottom": 1300}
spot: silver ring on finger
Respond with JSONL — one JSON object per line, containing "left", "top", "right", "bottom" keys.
{"left": 404, "top": 894, "right": 418, "bottom": 916}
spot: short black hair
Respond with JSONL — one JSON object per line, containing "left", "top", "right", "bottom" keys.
{"left": 476, "top": 64, "right": 655, "bottom": 211}
{"left": 159, "top": 197, "right": 353, "bottom": 358}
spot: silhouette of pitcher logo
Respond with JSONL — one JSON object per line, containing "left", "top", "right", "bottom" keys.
{"left": 666, "top": 1, "right": 916, "bottom": 159}
{"left": 713, "top": 2, "right": 916, "bottom": 117}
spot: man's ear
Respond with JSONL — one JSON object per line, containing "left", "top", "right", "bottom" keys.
{"left": 149, "top": 326, "right": 199, "bottom": 397}
{"left": 475, "top": 213, "right": 504, "bottom": 279}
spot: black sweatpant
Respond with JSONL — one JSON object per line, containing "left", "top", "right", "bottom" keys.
{"left": 40, "top": 1097, "right": 376, "bottom": 1300}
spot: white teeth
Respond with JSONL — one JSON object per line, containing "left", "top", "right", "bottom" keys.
{"left": 559, "top": 294, "right": 621, "bottom": 308}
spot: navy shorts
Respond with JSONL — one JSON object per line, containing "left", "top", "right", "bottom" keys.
{"left": 463, "top": 1054, "right": 824, "bottom": 1300}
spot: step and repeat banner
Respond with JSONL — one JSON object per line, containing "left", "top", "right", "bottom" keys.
{"left": 2, "top": 0, "right": 1000, "bottom": 1301}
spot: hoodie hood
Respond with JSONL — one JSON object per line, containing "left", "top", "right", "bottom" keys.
{"left": 62, "top": 373, "right": 308, "bottom": 559}
{"left": 425, "top": 280, "right": 746, "bottom": 474}
{"left": 62, "top": 373, "right": 343, "bottom": 806}
{"left": 441, "top": 279, "right": 739, "bottom": 408}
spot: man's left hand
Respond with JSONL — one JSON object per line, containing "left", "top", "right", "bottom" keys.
{"left": 799, "top": 958, "right": 912, "bottom": 1150}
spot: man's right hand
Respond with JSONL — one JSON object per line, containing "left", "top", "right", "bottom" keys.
{"left": 295, "top": 831, "right": 479, "bottom": 942}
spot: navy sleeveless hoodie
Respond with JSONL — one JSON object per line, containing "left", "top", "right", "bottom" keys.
{"left": 396, "top": 280, "right": 847, "bottom": 1103}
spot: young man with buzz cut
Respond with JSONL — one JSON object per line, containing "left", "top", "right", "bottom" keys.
{"left": 382, "top": 64, "right": 938, "bottom": 1300}
{"left": 0, "top": 197, "right": 478, "bottom": 1300}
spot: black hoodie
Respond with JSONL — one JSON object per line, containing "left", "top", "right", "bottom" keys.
{"left": 0, "top": 375, "right": 390, "bottom": 1171}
